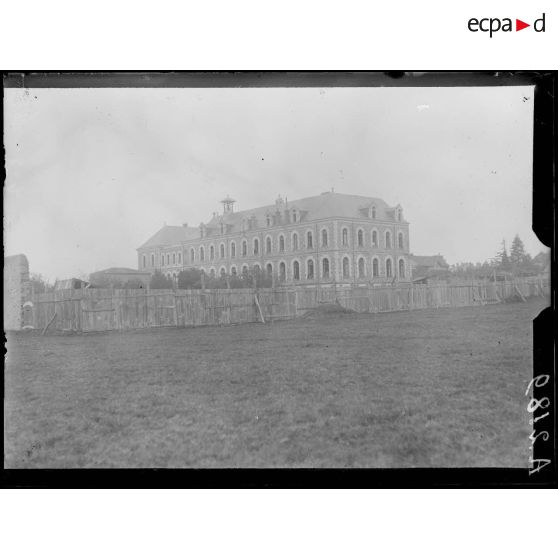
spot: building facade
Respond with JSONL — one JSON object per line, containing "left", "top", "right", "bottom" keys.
{"left": 137, "top": 192, "right": 411, "bottom": 285}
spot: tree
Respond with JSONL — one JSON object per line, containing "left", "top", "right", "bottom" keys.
{"left": 177, "top": 269, "right": 203, "bottom": 289}
{"left": 496, "top": 240, "right": 511, "bottom": 271}
{"left": 149, "top": 270, "right": 173, "bottom": 289}
{"left": 510, "top": 235, "right": 527, "bottom": 266}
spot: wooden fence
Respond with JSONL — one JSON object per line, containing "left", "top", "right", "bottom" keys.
{"left": 28, "top": 277, "right": 549, "bottom": 333}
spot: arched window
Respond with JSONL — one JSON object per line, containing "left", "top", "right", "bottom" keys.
{"left": 220, "top": 244, "right": 225, "bottom": 258}
{"left": 342, "top": 228, "right": 348, "bottom": 246}
{"left": 385, "top": 231, "right": 391, "bottom": 249}
{"left": 166, "top": 254, "right": 170, "bottom": 265}
{"left": 322, "top": 258, "right": 330, "bottom": 279}
{"left": 279, "top": 262, "right": 286, "bottom": 281}
{"left": 254, "top": 264, "right": 261, "bottom": 274}
{"left": 231, "top": 242, "right": 236, "bottom": 258}
{"left": 373, "top": 258, "right": 379, "bottom": 277}
{"left": 292, "top": 233, "right": 298, "bottom": 251}
{"left": 210, "top": 245, "right": 215, "bottom": 260}
{"left": 399, "top": 259, "right": 405, "bottom": 278}
{"left": 266, "top": 215, "right": 271, "bottom": 227}
{"left": 253, "top": 238, "right": 259, "bottom": 255}
{"left": 210, "top": 268, "right": 216, "bottom": 278}
{"left": 242, "top": 240, "right": 247, "bottom": 256}
{"left": 372, "top": 230, "right": 378, "bottom": 248}
{"left": 173, "top": 253, "right": 176, "bottom": 264}
{"left": 161, "top": 255, "right": 164, "bottom": 266}
{"left": 371, "top": 206, "right": 376, "bottom": 219}
{"left": 398, "top": 232, "right": 404, "bottom": 250}
{"left": 142, "top": 255, "right": 146, "bottom": 268}
{"left": 358, "top": 257, "right": 365, "bottom": 278}
{"left": 199, "top": 247, "right": 205, "bottom": 261}
{"left": 307, "top": 231, "right": 313, "bottom": 249}
{"left": 357, "top": 229, "right": 364, "bottom": 247}
{"left": 307, "top": 259, "right": 314, "bottom": 279}
{"left": 279, "top": 235, "right": 285, "bottom": 252}
{"left": 266, "top": 236, "right": 272, "bottom": 254}
{"left": 231, "top": 266, "right": 237, "bottom": 276}
{"left": 398, "top": 209, "right": 402, "bottom": 221}
{"left": 266, "top": 263, "right": 273, "bottom": 276}
{"left": 386, "top": 258, "right": 393, "bottom": 277}
{"left": 220, "top": 267, "right": 226, "bottom": 277}
{"left": 151, "top": 254, "right": 155, "bottom": 267}
{"left": 292, "top": 209, "right": 297, "bottom": 222}
{"left": 242, "top": 265, "right": 248, "bottom": 276}
{"left": 293, "top": 261, "right": 300, "bottom": 280}
{"left": 322, "top": 229, "right": 328, "bottom": 247}
{"left": 342, "top": 257, "right": 350, "bottom": 278}
{"left": 190, "top": 248, "right": 195, "bottom": 262}
{"left": 178, "top": 252, "right": 181, "bottom": 264}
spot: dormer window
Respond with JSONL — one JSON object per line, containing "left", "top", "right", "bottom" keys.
{"left": 292, "top": 209, "right": 297, "bottom": 222}
{"left": 370, "top": 206, "right": 376, "bottom": 219}
{"left": 397, "top": 208, "right": 402, "bottom": 221}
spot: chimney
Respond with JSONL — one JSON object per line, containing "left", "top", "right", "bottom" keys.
{"left": 182, "top": 222, "right": 188, "bottom": 228}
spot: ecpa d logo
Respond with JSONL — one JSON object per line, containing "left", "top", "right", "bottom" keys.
{"left": 468, "top": 13, "right": 546, "bottom": 37}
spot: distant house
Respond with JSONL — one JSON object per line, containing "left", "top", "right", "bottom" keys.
{"left": 88, "top": 267, "right": 151, "bottom": 288}
{"left": 54, "top": 278, "right": 90, "bottom": 290}
{"left": 410, "top": 254, "right": 450, "bottom": 282}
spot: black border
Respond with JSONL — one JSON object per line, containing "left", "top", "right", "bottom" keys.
{"left": 2, "top": 71, "right": 556, "bottom": 488}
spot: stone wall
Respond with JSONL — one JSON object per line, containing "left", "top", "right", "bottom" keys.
{"left": 4, "top": 254, "right": 30, "bottom": 330}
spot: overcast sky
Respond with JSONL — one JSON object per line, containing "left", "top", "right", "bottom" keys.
{"left": 4, "top": 85, "right": 545, "bottom": 281}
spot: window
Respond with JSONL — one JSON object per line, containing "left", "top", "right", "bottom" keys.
{"left": 342, "top": 228, "right": 348, "bottom": 246}
{"left": 307, "top": 231, "right": 313, "bottom": 249}
{"left": 231, "top": 266, "right": 237, "bottom": 276}
{"left": 279, "top": 262, "right": 286, "bottom": 281}
{"left": 398, "top": 232, "right": 404, "bottom": 250}
{"left": 178, "top": 253, "right": 181, "bottom": 264}
{"left": 399, "top": 259, "right": 405, "bottom": 278}
{"left": 266, "top": 263, "right": 273, "bottom": 276}
{"left": 210, "top": 269, "right": 216, "bottom": 278}
{"left": 293, "top": 261, "right": 300, "bottom": 280}
{"left": 266, "top": 215, "right": 271, "bottom": 227}
{"left": 357, "top": 229, "right": 364, "bottom": 247}
{"left": 292, "top": 233, "right": 298, "bottom": 251}
{"left": 358, "top": 257, "right": 365, "bottom": 278}
{"left": 210, "top": 245, "right": 215, "bottom": 260}
{"left": 371, "top": 206, "right": 376, "bottom": 219}
{"left": 190, "top": 248, "right": 195, "bottom": 262}
{"left": 321, "top": 229, "right": 328, "bottom": 247}
{"left": 166, "top": 254, "right": 170, "bottom": 265}
{"left": 385, "top": 231, "right": 391, "bottom": 249}
{"left": 373, "top": 258, "right": 379, "bottom": 277}
{"left": 242, "top": 265, "right": 248, "bottom": 276}
{"left": 161, "top": 255, "right": 164, "bottom": 266}
{"left": 173, "top": 253, "right": 176, "bottom": 265}
{"left": 266, "top": 236, "right": 272, "bottom": 254}
{"left": 322, "top": 258, "right": 330, "bottom": 279}
{"left": 254, "top": 264, "right": 261, "bottom": 274}
{"left": 253, "top": 238, "right": 259, "bottom": 255}
{"left": 372, "top": 230, "right": 378, "bottom": 247}
{"left": 342, "top": 257, "right": 350, "bottom": 278}
{"left": 307, "top": 259, "right": 314, "bottom": 280}
{"left": 242, "top": 240, "right": 247, "bottom": 256}
{"left": 151, "top": 254, "right": 155, "bottom": 267}
{"left": 220, "top": 244, "right": 225, "bottom": 258}
{"left": 200, "top": 247, "right": 205, "bottom": 261}
{"left": 142, "top": 255, "right": 146, "bottom": 268}
{"left": 398, "top": 209, "right": 402, "bottom": 221}
{"left": 279, "top": 235, "right": 285, "bottom": 252}
{"left": 292, "top": 209, "right": 297, "bottom": 222}
{"left": 386, "top": 258, "right": 393, "bottom": 277}
{"left": 231, "top": 242, "right": 236, "bottom": 258}
{"left": 220, "top": 267, "right": 226, "bottom": 277}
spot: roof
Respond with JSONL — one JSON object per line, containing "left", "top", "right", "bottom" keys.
{"left": 91, "top": 267, "right": 151, "bottom": 276}
{"left": 410, "top": 255, "right": 449, "bottom": 268}
{"left": 205, "top": 192, "right": 398, "bottom": 230}
{"left": 138, "top": 225, "right": 199, "bottom": 249}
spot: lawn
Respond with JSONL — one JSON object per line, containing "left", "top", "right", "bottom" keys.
{"left": 4, "top": 299, "right": 545, "bottom": 468}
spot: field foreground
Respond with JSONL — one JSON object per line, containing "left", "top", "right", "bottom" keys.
{"left": 4, "top": 300, "right": 545, "bottom": 468}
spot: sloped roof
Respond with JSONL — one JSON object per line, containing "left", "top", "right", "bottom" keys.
{"left": 205, "top": 192, "right": 396, "bottom": 230}
{"left": 410, "top": 255, "right": 449, "bottom": 268}
{"left": 138, "top": 225, "right": 199, "bottom": 249}
{"left": 91, "top": 267, "right": 151, "bottom": 275}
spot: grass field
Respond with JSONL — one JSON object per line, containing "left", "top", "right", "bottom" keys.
{"left": 4, "top": 299, "right": 545, "bottom": 468}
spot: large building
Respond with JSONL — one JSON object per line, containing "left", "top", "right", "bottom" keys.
{"left": 137, "top": 191, "right": 411, "bottom": 285}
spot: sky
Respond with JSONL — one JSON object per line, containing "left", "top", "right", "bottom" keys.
{"left": 4, "top": 85, "right": 546, "bottom": 281}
